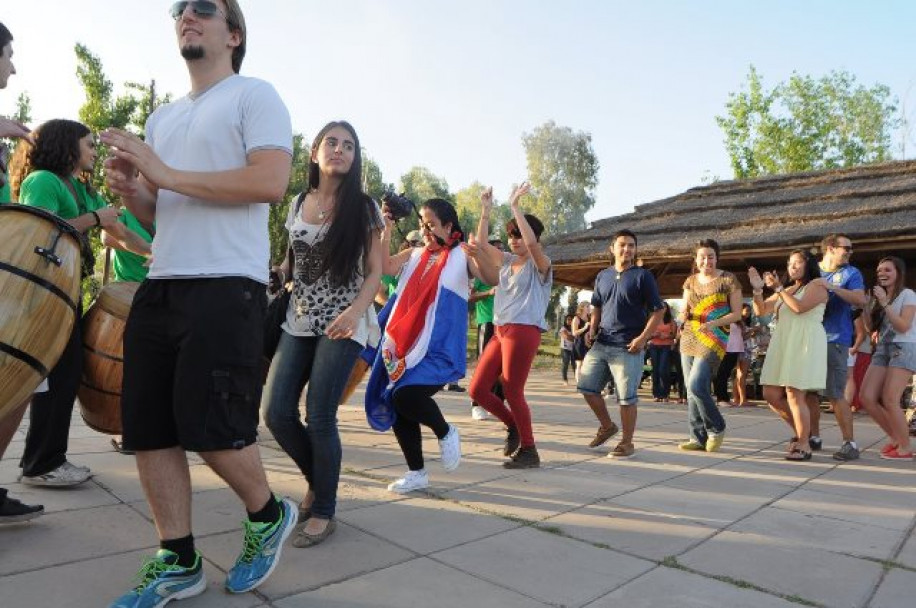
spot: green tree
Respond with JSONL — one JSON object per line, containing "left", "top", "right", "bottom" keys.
{"left": 361, "top": 153, "right": 388, "bottom": 202}
{"left": 399, "top": 166, "right": 451, "bottom": 203}
{"left": 14, "top": 92, "right": 31, "bottom": 124}
{"left": 268, "top": 132, "right": 308, "bottom": 264}
{"left": 717, "top": 66, "right": 899, "bottom": 179}
{"left": 522, "top": 120, "right": 599, "bottom": 237}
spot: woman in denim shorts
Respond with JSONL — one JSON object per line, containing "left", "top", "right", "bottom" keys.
{"left": 860, "top": 256, "right": 916, "bottom": 461}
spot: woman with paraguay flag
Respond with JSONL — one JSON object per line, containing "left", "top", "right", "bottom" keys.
{"left": 365, "top": 198, "right": 485, "bottom": 494}
{"left": 677, "top": 239, "right": 743, "bottom": 453}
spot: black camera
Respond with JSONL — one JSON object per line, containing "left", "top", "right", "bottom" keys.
{"left": 381, "top": 189, "right": 416, "bottom": 221}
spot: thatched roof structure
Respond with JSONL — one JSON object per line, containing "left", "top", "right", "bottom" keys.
{"left": 544, "top": 160, "right": 916, "bottom": 296}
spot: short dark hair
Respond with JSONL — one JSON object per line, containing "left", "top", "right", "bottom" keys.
{"left": 0, "top": 23, "right": 12, "bottom": 50}
{"left": 613, "top": 229, "right": 637, "bottom": 246}
{"left": 506, "top": 213, "right": 544, "bottom": 241}
{"left": 820, "top": 233, "right": 850, "bottom": 254}
{"left": 695, "top": 238, "right": 720, "bottom": 258}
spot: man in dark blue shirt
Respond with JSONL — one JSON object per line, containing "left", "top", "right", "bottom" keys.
{"left": 577, "top": 230, "right": 665, "bottom": 458}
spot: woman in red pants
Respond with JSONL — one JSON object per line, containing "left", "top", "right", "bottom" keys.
{"left": 468, "top": 182, "right": 552, "bottom": 469}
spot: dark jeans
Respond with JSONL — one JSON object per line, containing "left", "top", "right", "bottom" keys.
{"left": 263, "top": 331, "right": 362, "bottom": 519}
{"left": 648, "top": 345, "right": 672, "bottom": 398}
{"left": 670, "top": 350, "right": 687, "bottom": 400}
{"left": 714, "top": 352, "right": 740, "bottom": 403}
{"left": 20, "top": 304, "right": 83, "bottom": 476}
{"left": 681, "top": 354, "right": 726, "bottom": 444}
{"left": 391, "top": 385, "right": 449, "bottom": 471}
{"left": 561, "top": 349, "right": 576, "bottom": 382}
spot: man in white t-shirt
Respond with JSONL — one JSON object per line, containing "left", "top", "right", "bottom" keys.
{"left": 102, "top": 2, "right": 295, "bottom": 605}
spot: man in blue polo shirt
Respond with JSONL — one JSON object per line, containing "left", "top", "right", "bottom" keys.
{"left": 806, "top": 233, "right": 866, "bottom": 461}
{"left": 578, "top": 230, "right": 665, "bottom": 458}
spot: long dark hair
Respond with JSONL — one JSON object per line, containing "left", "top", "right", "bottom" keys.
{"left": 9, "top": 119, "right": 92, "bottom": 200}
{"left": 786, "top": 249, "right": 820, "bottom": 287}
{"left": 662, "top": 302, "right": 673, "bottom": 324}
{"left": 870, "top": 256, "right": 907, "bottom": 332}
{"left": 308, "top": 121, "right": 373, "bottom": 288}
{"left": 421, "top": 198, "right": 464, "bottom": 249}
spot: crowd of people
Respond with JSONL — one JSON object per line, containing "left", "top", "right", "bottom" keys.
{"left": 1, "top": 4, "right": 914, "bottom": 608}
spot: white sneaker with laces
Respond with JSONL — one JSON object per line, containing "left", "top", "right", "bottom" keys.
{"left": 438, "top": 425, "right": 461, "bottom": 472}
{"left": 387, "top": 469, "right": 429, "bottom": 494}
{"left": 20, "top": 461, "right": 90, "bottom": 487}
{"left": 61, "top": 461, "right": 92, "bottom": 477}
{"left": 471, "top": 406, "right": 489, "bottom": 421}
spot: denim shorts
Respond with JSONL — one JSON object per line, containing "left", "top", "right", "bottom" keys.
{"left": 871, "top": 341, "right": 916, "bottom": 372}
{"left": 824, "top": 343, "right": 849, "bottom": 400}
{"left": 576, "top": 341, "right": 643, "bottom": 405}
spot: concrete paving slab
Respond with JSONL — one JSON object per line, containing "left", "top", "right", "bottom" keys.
{"left": 195, "top": 522, "right": 415, "bottom": 600}
{"left": 0, "top": 547, "right": 262, "bottom": 608}
{"left": 275, "top": 557, "right": 547, "bottom": 607}
{"left": 731, "top": 506, "right": 905, "bottom": 561}
{"left": 5, "top": 478, "right": 120, "bottom": 513}
{"left": 0, "top": 504, "right": 155, "bottom": 575}
{"left": 545, "top": 502, "right": 718, "bottom": 561}
{"left": 585, "top": 564, "right": 800, "bottom": 608}
{"left": 680, "top": 530, "right": 884, "bottom": 608}
{"left": 770, "top": 488, "right": 915, "bottom": 533}
{"left": 870, "top": 567, "right": 916, "bottom": 608}
{"left": 441, "top": 472, "right": 596, "bottom": 521}
{"left": 897, "top": 527, "right": 916, "bottom": 569}
{"left": 432, "top": 526, "right": 654, "bottom": 607}
{"left": 339, "top": 496, "right": 521, "bottom": 554}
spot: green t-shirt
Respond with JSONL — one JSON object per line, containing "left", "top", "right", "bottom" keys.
{"left": 473, "top": 278, "right": 495, "bottom": 324}
{"left": 19, "top": 170, "right": 105, "bottom": 219}
{"left": 381, "top": 274, "right": 398, "bottom": 298}
{"left": 0, "top": 181, "right": 10, "bottom": 204}
{"left": 112, "top": 209, "right": 153, "bottom": 283}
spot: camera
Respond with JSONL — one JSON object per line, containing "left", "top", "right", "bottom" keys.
{"left": 381, "top": 189, "right": 416, "bottom": 221}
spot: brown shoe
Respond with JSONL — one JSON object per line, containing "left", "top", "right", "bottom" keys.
{"left": 503, "top": 445, "right": 541, "bottom": 469}
{"left": 588, "top": 422, "right": 619, "bottom": 449}
{"left": 504, "top": 426, "right": 520, "bottom": 457}
{"left": 292, "top": 518, "right": 337, "bottom": 548}
{"left": 608, "top": 441, "right": 635, "bottom": 459}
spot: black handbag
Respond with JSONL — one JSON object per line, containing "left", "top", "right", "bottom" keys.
{"left": 263, "top": 193, "right": 304, "bottom": 361}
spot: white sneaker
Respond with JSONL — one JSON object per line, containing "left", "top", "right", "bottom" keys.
{"left": 387, "top": 469, "right": 429, "bottom": 494}
{"left": 471, "top": 406, "right": 489, "bottom": 421}
{"left": 438, "top": 425, "right": 462, "bottom": 472}
{"left": 20, "top": 461, "right": 90, "bottom": 487}
{"left": 61, "top": 461, "right": 92, "bottom": 477}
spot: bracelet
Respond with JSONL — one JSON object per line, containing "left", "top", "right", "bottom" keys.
{"left": 752, "top": 289, "right": 763, "bottom": 296}
{"left": 774, "top": 286, "right": 783, "bottom": 293}
{"left": 91, "top": 211, "right": 101, "bottom": 227}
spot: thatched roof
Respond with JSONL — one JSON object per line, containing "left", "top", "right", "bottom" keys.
{"left": 545, "top": 160, "right": 916, "bottom": 293}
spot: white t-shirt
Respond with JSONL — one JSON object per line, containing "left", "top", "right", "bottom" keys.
{"left": 145, "top": 75, "right": 293, "bottom": 282}
{"left": 282, "top": 196, "right": 384, "bottom": 347}
{"left": 882, "top": 288, "right": 916, "bottom": 343}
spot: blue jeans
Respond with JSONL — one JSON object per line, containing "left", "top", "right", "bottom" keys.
{"left": 263, "top": 331, "right": 362, "bottom": 519}
{"left": 577, "top": 342, "right": 643, "bottom": 405}
{"left": 648, "top": 345, "right": 671, "bottom": 399}
{"left": 681, "top": 354, "right": 726, "bottom": 443}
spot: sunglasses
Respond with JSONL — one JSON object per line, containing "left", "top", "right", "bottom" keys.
{"left": 507, "top": 230, "right": 522, "bottom": 239}
{"left": 169, "top": 0, "right": 225, "bottom": 20}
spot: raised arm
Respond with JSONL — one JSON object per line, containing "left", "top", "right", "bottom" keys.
{"left": 873, "top": 286, "right": 916, "bottom": 335}
{"left": 474, "top": 185, "right": 505, "bottom": 269}
{"left": 772, "top": 278, "right": 829, "bottom": 314}
{"left": 509, "top": 182, "right": 550, "bottom": 276}
{"left": 380, "top": 212, "right": 414, "bottom": 276}
{"left": 749, "top": 267, "right": 778, "bottom": 317}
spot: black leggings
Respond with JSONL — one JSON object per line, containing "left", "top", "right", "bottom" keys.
{"left": 391, "top": 384, "right": 450, "bottom": 471}
{"left": 714, "top": 352, "right": 740, "bottom": 403}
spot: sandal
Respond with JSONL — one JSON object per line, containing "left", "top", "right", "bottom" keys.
{"left": 293, "top": 518, "right": 337, "bottom": 548}
{"left": 785, "top": 448, "right": 812, "bottom": 461}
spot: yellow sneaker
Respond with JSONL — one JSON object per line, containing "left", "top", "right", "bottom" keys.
{"left": 678, "top": 440, "right": 705, "bottom": 451}
{"left": 706, "top": 433, "right": 725, "bottom": 452}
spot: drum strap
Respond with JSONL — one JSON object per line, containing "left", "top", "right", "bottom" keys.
{"left": 0, "top": 342, "right": 49, "bottom": 376}
{"left": 0, "top": 261, "right": 79, "bottom": 315}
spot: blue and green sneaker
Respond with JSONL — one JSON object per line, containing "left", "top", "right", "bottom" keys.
{"left": 109, "top": 549, "right": 206, "bottom": 608}
{"left": 225, "top": 496, "right": 296, "bottom": 594}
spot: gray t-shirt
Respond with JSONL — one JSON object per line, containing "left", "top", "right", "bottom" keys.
{"left": 493, "top": 253, "right": 553, "bottom": 331}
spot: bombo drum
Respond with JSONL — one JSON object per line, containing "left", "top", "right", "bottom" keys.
{"left": 0, "top": 205, "right": 87, "bottom": 420}
{"left": 78, "top": 281, "right": 140, "bottom": 434}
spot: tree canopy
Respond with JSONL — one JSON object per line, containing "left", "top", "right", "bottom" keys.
{"left": 522, "top": 120, "right": 599, "bottom": 238}
{"left": 716, "top": 66, "right": 899, "bottom": 179}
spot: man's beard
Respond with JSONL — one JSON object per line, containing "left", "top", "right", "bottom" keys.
{"left": 181, "top": 45, "right": 205, "bottom": 62}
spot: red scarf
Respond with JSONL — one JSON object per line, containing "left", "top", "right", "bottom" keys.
{"left": 386, "top": 247, "right": 451, "bottom": 360}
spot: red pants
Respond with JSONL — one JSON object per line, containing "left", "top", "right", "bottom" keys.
{"left": 469, "top": 324, "right": 541, "bottom": 447}
{"left": 851, "top": 352, "right": 872, "bottom": 411}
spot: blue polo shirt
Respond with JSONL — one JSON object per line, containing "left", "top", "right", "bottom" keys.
{"left": 821, "top": 263, "right": 865, "bottom": 346}
{"left": 591, "top": 266, "right": 664, "bottom": 347}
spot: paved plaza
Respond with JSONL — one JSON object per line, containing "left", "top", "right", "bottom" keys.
{"left": 1, "top": 369, "right": 915, "bottom": 608}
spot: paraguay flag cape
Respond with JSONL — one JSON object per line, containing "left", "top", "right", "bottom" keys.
{"left": 362, "top": 246, "right": 469, "bottom": 431}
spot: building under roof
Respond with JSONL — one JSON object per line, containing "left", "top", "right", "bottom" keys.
{"left": 543, "top": 160, "right": 916, "bottom": 297}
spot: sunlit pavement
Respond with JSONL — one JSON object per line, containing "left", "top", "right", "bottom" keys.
{"left": 1, "top": 369, "right": 914, "bottom": 607}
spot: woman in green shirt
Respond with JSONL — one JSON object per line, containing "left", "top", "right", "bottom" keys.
{"left": 9, "top": 119, "right": 149, "bottom": 486}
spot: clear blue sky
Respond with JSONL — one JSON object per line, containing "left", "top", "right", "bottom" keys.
{"left": 2, "top": 1, "right": 913, "bottom": 222}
